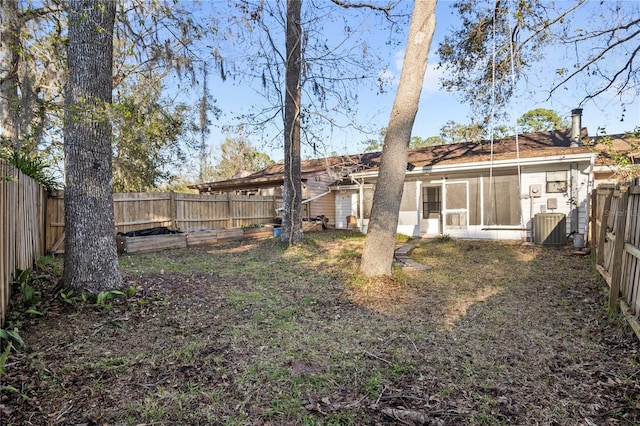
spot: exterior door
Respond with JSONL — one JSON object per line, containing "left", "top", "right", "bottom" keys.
{"left": 443, "top": 181, "right": 468, "bottom": 234}
{"left": 335, "top": 191, "right": 357, "bottom": 229}
{"left": 421, "top": 185, "right": 442, "bottom": 236}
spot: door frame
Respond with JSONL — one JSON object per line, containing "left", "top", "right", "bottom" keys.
{"left": 420, "top": 183, "right": 442, "bottom": 236}
{"left": 442, "top": 180, "right": 469, "bottom": 235}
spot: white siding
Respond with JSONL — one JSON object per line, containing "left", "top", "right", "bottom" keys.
{"left": 520, "top": 161, "right": 593, "bottom": 241}
{"left": 305, "top": 171, "right": 336, "bottom": 226}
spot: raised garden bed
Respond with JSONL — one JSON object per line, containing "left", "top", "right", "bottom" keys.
{"left": 116, "top": 226, "right": 280, "bottom": 254}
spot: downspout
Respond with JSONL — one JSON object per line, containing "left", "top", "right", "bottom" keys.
{"left": 359, "top": 180, "right": 364, "bottom": 232}
{"left": 586, "top": 154, "right": 595, "bottom": 243}
{"left": 570, "top": 163, "right": 579, "bottom": 235}
{"left": 570, "top": 108, "right": 583, "bottom": 235}
{"left": 348, "top": 175, "right": 365, "bottom": 232}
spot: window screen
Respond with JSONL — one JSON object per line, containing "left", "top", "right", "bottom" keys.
{"left": 483, "top": 175, "right": 521, "bottom": 226}
{"left": 422, "top": 186, "right": 441, "bottom": 219}
{"left": 400, "top": 181, "right": 417, "bottom": 211}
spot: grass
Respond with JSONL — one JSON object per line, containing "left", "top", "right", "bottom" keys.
{"left": 1, "top": 231, "right": 638, "bottom": 425}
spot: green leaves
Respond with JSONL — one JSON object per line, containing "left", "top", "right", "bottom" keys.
{"left": 111, "top": 87, "right": 191, "bottom": 191}
{"left": 517, "top": 108, "right": 568, "bottom": 133}
{"left": 0, "top": 328, "right": 24, "bottom": 350}
{"left": 0, "top": 142, "right": 60, "bottom": 191}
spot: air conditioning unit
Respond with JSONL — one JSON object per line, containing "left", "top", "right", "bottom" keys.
{"left": 533, "top": 213, "right": 566, "bottom": 246}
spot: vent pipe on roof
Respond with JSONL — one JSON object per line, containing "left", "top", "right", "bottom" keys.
{"left": 570, "top": 108, "right": 583, "bottom": 147}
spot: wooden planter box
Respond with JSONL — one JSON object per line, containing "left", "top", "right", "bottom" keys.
{"left": 303, "top": 222, "right": 323, "bottom": 232}
{"left": 186, "top": 230, "right": 220, "bottom": 247}
{"left": 116, "top": 233, "right": 187, "bottom": 254}
{"left": 217, "top": 228, "right": 244, "bottom": 241}
{"left": 243, "top": 227, "right": 275, "bottom": 239}
{"left": 116, "top": 224, "right": 320, "bottom": 255}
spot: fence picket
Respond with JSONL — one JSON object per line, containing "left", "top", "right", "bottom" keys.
{"left": 595, "top": 184, "right": 640, "bottom": 337}
{"left": 45, "top": 192, "right": 278, "bottom": 252}
{"left": 0, "top": 160, "right": 45, "bottom": 326}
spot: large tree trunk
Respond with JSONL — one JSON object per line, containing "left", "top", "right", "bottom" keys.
{"left": 360, "top": 0, "right": 437, "bottom": 276}
{"left": 0, "top": 0, "right": 21, "bottom": 143}
{"left": 281, "top": 0, "right": 303, "bottom": 245}
{"left": 63, "top": 0, "right": 122, "bottom": 292}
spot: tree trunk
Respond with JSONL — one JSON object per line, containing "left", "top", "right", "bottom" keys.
{"left": 63, "top": 0, "right": 122, "bottom": 292}
{"left": 0, "top": 0, "right": 21, "bottom": 144}
{"left": 281, "top": 0, "right": 303, "bottom": 245}
{"left": 360, "top": 0, "right": 437, "bottom": 276}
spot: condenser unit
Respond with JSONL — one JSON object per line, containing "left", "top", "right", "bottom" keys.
{"left": 533, "top": 213, "right": 566, "bottom": 246}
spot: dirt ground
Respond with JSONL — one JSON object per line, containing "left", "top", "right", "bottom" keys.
{"left": 1, "top": 232, "right": 639, "bottom": 425}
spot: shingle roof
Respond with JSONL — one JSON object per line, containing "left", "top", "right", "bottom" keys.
{"left": 405, "top": 128, "right": 591, "bottom": 168}
{"left": 190, "top": 128, "right": 637, "bottom": 192}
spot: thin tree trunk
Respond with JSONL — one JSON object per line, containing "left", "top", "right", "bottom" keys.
{"left": 282, "top": 0, "right": 303, "bottom": 245}
{"left": 63, "top": 0, "right": 122, "bottom": 292}
{"left": 360, "top": 0, "right": 437, "bottom": 276}
{"left": 0, "top": 0, "right": 21, "bottom": 144}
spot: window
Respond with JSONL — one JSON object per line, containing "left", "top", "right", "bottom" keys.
{"left": 484, "top": 174, "right": 521, "bottom": 226}
{"left": 546, "top": 171, "right": 567, "bottom": 193}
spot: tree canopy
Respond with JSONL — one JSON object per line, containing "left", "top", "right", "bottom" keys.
{"left": 0, "top": 0, "right": 211, "bottom": 188}
{"left": 517, "top": 108, "right": 568, "bottom": 133}
{"left": 438, "top": 0, "right": 640, "bottom": 125}
{"left": 209, "top": 134, "right": 275, "bottom": 181}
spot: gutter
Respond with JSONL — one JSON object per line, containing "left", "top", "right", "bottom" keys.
{"left": 348, "top": 152, "right": 596, "bottom": 180}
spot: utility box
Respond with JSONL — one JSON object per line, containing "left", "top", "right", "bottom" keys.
{"left": 533, "top": 213, "right": 566, "bottom": 246}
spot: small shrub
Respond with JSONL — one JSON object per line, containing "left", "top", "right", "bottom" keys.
{"left": 433, "top": 234, "right": 452, "bottom": 243}
{"left": 242, "top": 223, "right": 264, "bottom": 229}
{"left": 395, "top": 233, "right": 411, "bottom": 243}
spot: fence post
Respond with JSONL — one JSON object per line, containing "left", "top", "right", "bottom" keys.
{"left": 590, "top": 189, "right": 597, "bottom": 247}
{"left": 169, "top": 191, "right": 177, "bottom": 230}
{"left": 597, "top": 189, "right": 613, "bottom": 267}
{"left": 609, "top": 188, "right": 629, "bottom": 311}
{"left": 227, "top": 192, "right": 233, "bottom": 229}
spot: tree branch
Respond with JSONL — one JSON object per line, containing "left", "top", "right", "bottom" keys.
{"left": 18, "top": 3, "right": 64, "bottom": 25}
{"left": 330, "top": 0, "right": 401, "bottom": 18}
{"left": 580, "top": 43, "right": 640, "bottom": 104}
{"left": 547, "top": 27, "right": 640, "bottom": 100}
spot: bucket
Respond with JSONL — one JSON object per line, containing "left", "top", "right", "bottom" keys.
{"left": 573, "top": 233, "right": 585, "bottom": 249}
{"left": 273, "top": 227, "right": 282, "bottom": 238}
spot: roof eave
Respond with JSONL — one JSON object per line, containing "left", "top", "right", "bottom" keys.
{"left": 349, "top": 152, "right": 596, "bottom": 179}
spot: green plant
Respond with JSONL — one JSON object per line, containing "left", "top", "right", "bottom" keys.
{"left": 35, "top": 255, "right": 63, "bottom": 277}
{"left": 433, "top": 234, "right": 452, "bottom": 243}
{"left": 94, "top": 290, "right": 125, "bottom": 307}
{"left": 396, "top": 233, "right": 411, "bottom": 243}
{"left": 12, "top": 268, "right": 46, "bottom": 315}
{"left": 58, "top": 288, "right": 73, "bottom": 305}
{"left": 127, "top": 285, "right": 137, "bottom": 298}
{"left": 1, "top": 145, "right": 60, "bottom": 191}
{"left": 0, "top": 328, "right": 24, "bottom": 377}
{"left": 365, "top": 374, "right": 382, "bottom": 400}
{"left": 58, "top": 288, "right": 126, "bottom": 310}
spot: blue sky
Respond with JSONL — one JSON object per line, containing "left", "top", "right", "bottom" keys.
{"left": 189, "top": 0, "right": 640, "bottom": 163}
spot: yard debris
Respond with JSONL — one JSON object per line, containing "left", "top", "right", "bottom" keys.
{"left": 380, "top": 406, "right": 445, "bottom": 425}
{"left": 1, "top": 235, "right": 638, "bottom": 425}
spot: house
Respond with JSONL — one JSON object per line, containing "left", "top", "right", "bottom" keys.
{"left": 191, "top": 110, "right": 634, "bottom": 243}
{"left": 189, "top": 154, "right": 379, "bottom": 227}
{"left": 338, "top": 128, "right": 594, "bottom": 242}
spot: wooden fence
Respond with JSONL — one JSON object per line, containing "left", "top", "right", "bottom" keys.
{"left": 591, "top": 182, "right": 640, "bottom": 338}
{"left": 46, "top": 192, "right": 278, "bottom": 253}
{"left": 1, "top": 160, "right": 47, "bottom": 326}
